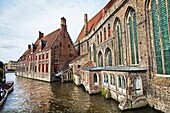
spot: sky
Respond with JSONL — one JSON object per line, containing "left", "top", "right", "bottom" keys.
{"left": 0, "top": 0, "right": 109, "bottom": 63}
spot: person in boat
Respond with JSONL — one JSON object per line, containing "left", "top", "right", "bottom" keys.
{"left": 0, "top": 61, "right": 6, "bottom": 86}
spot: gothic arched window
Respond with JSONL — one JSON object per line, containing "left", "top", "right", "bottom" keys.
{"left": 151, "top": 0, "right": 170, "bottom": 74}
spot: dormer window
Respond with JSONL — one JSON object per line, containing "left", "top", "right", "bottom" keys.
{"left": 68, "top": 44, "right": 70, "bottom": 48}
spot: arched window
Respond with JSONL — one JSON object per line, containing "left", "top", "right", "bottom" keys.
{"left": 151, "top": 0, "right": 170, "bottom": 74}
{"left": 98, "top": 51, "right": 103, "bottom": 67}
{"left": 68, "top": 71, "right": 72, "bottom": 80}
{"left": 116, "top": 19, "right": 123, "bottom": 65}
{"left": 93, "top": 73, "right": 98, "bottom": 83}
{"left": 104, "top": 28, "right": 106, "bottom": 40}
{"left": 122, "top": 76, "right": 126, "bottom": 89}
{"left": 118, "top": 76, "right": 121, "bottom": 87}
{"left": 104, "top": 73, "right": 108, "bottom": 83}
{"left": 105, "top": 48, "right": 112, "bottom": 66}
{"left": 110, "top": 74, "right": 115, "bottom": 85}
{"left": 127, "top": 8, "right": 139, "bottom": 64}
{"left": 118, "top": 75, "right": 126, "bottom": 88}
{"left": 93, "top": 43, "right": 97, "bottom": 62}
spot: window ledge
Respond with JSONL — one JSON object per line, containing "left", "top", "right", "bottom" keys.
{"left": 156, "top": 74, "right": 170, "bottom": 77}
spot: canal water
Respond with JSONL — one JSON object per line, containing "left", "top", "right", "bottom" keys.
{"left": 1, "top": 73, "right": 159, "bottom": 113}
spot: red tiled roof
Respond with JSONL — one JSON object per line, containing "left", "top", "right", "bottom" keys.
{"left": 75, "top": 0, "right": 116, "bottom": 43}
{"left": 34, "top": 29, "right": 60, "bottom": 52}
{"left": 74, "top": 61, "right": 94, "bottom": 76}
{"left": 81, "top": 61, "right": 94, "bottom": 68}
{"left": 19, "top": 29, "right": 61, "bottom": 60}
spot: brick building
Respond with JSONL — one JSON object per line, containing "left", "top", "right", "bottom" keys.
{"left": 16, "top": 17, "right": 76, "bottom": 82}
{"left": 70, "top": 0, "right": 170, "bottom": 112}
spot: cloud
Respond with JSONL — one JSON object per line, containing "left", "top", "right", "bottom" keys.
{"left": 0, "top": 0, "right": 110, "bottom": 62}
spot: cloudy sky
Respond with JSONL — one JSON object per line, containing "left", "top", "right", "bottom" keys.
{"left": 0, "top": 0, "right": 109, "bottom": 63}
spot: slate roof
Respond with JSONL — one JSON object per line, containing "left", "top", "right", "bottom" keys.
{"left": 80, "top": 66, "right": 147, "bottom": 72}
{"left": 104, "top": 66, "right": 147, "bottom": 72}
{"left": 75, "top": 0, "right": 116, "bottom": 43}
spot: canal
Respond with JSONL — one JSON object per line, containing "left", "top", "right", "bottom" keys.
{"left": 1, "top": 73, "right": 159, "bottom": 113}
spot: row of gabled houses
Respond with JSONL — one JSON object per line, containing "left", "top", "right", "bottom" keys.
{"left": 16, "top": 0, "right": 170, "bottom": 112}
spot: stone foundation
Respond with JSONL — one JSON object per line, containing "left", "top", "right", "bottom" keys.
{"left": 147, "top": 84, "right": 170, "bottom": 113}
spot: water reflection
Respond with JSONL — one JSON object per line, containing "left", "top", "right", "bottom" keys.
{"left": 0, "top": 73, "right": 158, "bottom": 113}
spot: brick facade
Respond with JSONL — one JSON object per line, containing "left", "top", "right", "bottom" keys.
{"left": 16, "top": 17, "right": 76, "bottom": 82}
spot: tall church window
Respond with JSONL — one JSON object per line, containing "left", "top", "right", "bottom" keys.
{"left": 116, "top": 19, "right": 123, "bottom": 65}
{"left": 127, "top": 9, "right": 139, "bottom": 64}
{"left": 151, "top": 0, "right": 170, "bottom": 74}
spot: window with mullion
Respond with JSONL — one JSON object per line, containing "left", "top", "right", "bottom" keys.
{"left": 117, "top": 20, "right": 123, "bottom": 65}
{"left": 128, "top": 9, "right": 139, "bottom": 65}
{"left": 151, "top": 0, "right": 170, "bottom": 74}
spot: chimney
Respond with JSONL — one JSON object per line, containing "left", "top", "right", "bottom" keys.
{"left": 84, "top": 14, "right": 88, "bottom": 36}
{"left": 60, "top": 17, "right": 67, "bottom": 31}
{"left": 28, "top": 44, "right": 31, "bottom": 50}
{"left": 39, "top": 31, "right": 44, "bottom": 39}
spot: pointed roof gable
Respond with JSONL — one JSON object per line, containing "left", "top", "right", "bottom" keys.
{"left": 75, "top": 0, "right": 116, "bottom": 43}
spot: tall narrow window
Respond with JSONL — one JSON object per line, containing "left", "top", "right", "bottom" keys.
{"left": 46, "top": 64, "right": 48, "bottom": 73}
{"left": 104, "top": 73, "right": 108, "bottom": 83}
{"left": 93, "top": 43, "right": 97, "bottom": 62}
{"left": 94, "top": 73, "right": 98, "bottom": 83}
{"left": 46, "top": 53, "right": 48, "bottom": 59}
{"left": 104, "top": 28, "right": 106, "bottom": 40}
{"left": 105, "top": 48, "right": 112, "bottom": 66}
{"left": 151, "top": 0, "right": 170, "bottom": 74}
{"left": 116, "top": 20, "right": 123, "bottom": 65}
{"left": 100, "top": 32, "right": 102, "bottom": 43}
{"left": 98, "top": 51, "right": 103, "bottom": 67}
{"left": 39, "top": 64, "right": 41, "bottom": 72}
{"left": 97, "top": 35, "right": 99, "bottom": 44}
{"left": 127, "top": 9, "right": 139, "bottom": 64}
{"left": 108, "top": 24, "right": 111, "bottom": 37}
{"left": 42, "top": 64, "right": 44, "bottom": 72}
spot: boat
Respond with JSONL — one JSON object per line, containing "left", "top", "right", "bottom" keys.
{"left": 0, "top": 89, "right": 8, "bottom": 106}
{"left": 2, "top": 81, "right": 14, "bottom": 93}
{"left": 0, "top": 61, "right": 6, "bottom": 86}
{"left": 0, "top": 61, "right": 14, "bottom": 106}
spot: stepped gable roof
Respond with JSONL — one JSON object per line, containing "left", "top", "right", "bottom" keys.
{"left": 19, "top": 49, "right": 31, "bottom": 61}
{"left": 34, "top": 29, "right": 60, "bottom": 53}
{"left": 75, "top": 0, "right": 116, "bottom": 43}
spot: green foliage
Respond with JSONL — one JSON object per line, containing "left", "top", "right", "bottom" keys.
{"left": 101, "top": 88, "right": 107, "bottom": 96}
{"left": 0, "top": 68, "right": 3, "bottom": 72}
